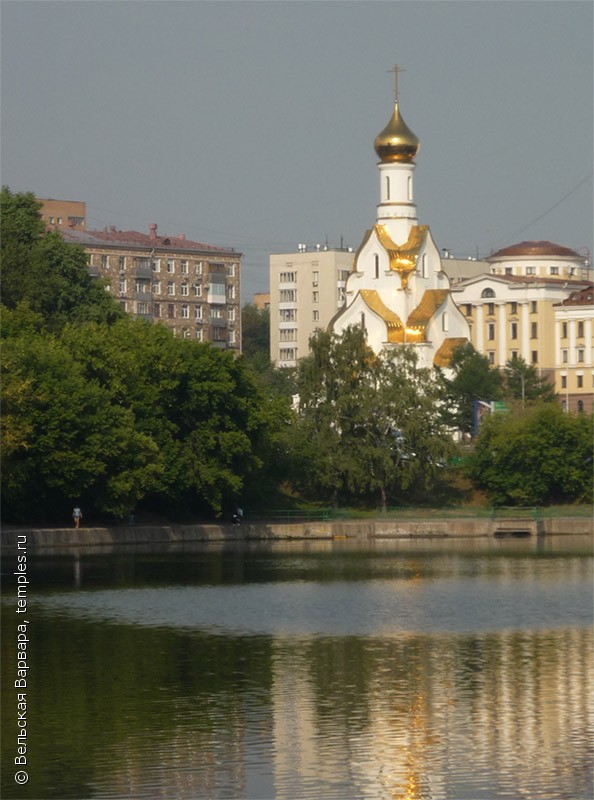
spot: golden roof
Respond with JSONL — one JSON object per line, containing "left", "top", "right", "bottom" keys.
{"left": 433, "top": 337, "right": 468, "bottom": 368}
{"left": 374, "top": 102, "right": 420, "bottom": 163}
{"left": 377, "top": 224, "right": 428, "bottom": 289}
{"left": 406, "top": 289, "right": 449, "bottom": 336}
{"left": 359, "top": 289, "right": 404, "bottom": 343}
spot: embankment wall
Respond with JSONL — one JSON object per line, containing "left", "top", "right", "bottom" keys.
{"left": 1, "top": 516, "right": 592, "bottom": 549}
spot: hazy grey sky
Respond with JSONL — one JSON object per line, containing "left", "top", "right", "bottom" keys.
{"left": 2, "top": 0, "right": 592, "bottom": 301}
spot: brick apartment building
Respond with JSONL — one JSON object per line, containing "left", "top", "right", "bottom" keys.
{"left": 60, "top": 223, "right": 242, "bottom": 351}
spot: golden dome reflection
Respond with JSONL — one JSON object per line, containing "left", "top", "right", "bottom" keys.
{"left": 374, "top": 102, "right": 420, "bottom": 163}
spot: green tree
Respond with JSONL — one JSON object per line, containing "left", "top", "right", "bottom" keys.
{"left": 241, "top": 303, "right": 270, "bottom": 361}
{"left": 468, "top": 403, "right": 592, "bottom": 505}
{"left": 503, "top": 355, "right": 556, "bottom": 404}
{"left": 1, "top": 186, "right": 123, "bottom": 330}
{"left": 440, "top": 342, "right": 503, "bottom": 436}
{"left": 292, "top": 327, "right": 455, "bottom": 508}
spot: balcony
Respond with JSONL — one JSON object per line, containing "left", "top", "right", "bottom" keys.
{"left": 88, "top": 266, "right": 100, "bottom": 278}
{"left": 135, "top": 264, "right": 153, "bottom": 279}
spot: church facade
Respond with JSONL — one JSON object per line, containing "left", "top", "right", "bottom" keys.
{"left": 331, "top": 70, "right": 470, "bottom": 369}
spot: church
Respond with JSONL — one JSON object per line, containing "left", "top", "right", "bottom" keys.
{"left": 331, "top": 68, "right": 470, "bottom": 369}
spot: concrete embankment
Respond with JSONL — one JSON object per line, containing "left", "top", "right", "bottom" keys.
{"left": 1, "top": 516, "right": 592, "bottom": 549}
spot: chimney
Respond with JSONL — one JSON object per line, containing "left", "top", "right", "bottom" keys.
{"left": 149, "top": 223, "right": 158, "bottom": 239}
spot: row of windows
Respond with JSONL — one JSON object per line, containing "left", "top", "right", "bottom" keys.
{"left": 561, "top": 321, "right": 586, "bottom": 338}
{"left": 468, "top": 299, "right": 538, "bottom": 315}
{"left": 487, "top": 350, "right": 540, "bottom": 365}
{"left": 96, "top": 255, "right": 238, "bottom": 277}
{"left": 118, "top": 280, "right": 236, "bottom": 300}
{"left": 127, "top": 301, "right": 236, "bottom": 321}
{"left": 561, "top": 349, "right": 587, "bottom": 363}
{"left": 487, "top": 322, "right": 539, "bottom": 340}
{"left": 175, "top": 328, "right": 237, "bottom": 344}
{"left": 279, "top": 348, "right": 297, "bottom": 361}
{"left": 560, "top": 374, "right": 592, "bottom": 389}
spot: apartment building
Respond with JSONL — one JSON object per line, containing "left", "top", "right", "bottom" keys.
{"left": 554, "top": 286, "right": 594, "bottom": 413}
{"left": 39, "top": 197, "right": 86, "bottom": 230}
{"left": 61, "top": 223, "right": 242, "bottom": 350}
{"left": 270, "top": 247, "right": 354, "bottom": 367}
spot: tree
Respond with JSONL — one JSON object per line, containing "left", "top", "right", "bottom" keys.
{"left": 440, "top": 342, "right": 503, "bottom": 436}
{"left": 241, "top": 303, "right": 270, "bottom": 361}
{"left": 1, "top": 186, "right": 123, "bottom": 330}
{"left": 468, "top": 403, "right": 592, "bottom": 505}
{"left": 291, "top": 327, "right": 456, "bottom": 508}
{"left": 503, "top": 355, "right": 556, "bottom": 404}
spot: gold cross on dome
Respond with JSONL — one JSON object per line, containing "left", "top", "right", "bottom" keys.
{"left": 387, "top": 64, "right": 405, "bottom": 102}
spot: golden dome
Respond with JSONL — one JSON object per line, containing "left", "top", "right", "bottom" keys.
{"left": 374, "top": 102, "right": 420, "bottom": 163}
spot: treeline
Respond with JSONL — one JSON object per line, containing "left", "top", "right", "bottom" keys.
{"left": 1, "top": 188, "right": 591, "bottom": 523}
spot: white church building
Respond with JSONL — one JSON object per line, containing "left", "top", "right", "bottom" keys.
{"left": 331, "top": 69, "right": 470, "bottom": 369}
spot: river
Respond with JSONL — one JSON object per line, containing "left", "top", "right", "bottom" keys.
{"left": 1, "top": 535, "right": 592, "bottom": 799}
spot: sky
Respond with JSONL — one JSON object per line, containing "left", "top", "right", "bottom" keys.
{"left": 2, "top": 0, "right": 592, "bottom": 302}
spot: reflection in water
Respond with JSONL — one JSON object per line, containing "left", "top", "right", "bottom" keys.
{"left": 1, "top": 539, "right": 592, "bottom": 799}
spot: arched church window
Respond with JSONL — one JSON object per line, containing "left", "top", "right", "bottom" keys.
{"left": 407, "top": 176, "right": 413, "bottom": 201}
{"left": 386, "top": 177, "right": 390, "bottom": 200}
{"left": 374, "top": 254, "right": 379, "bottom": 279}
{"left": 481, "top": 288, "right": 496, "bottom": 298}
{"left": 361, "top": 312, "right": 366, "bottom": 331}
{"left": 442, "top": 312, "right": 449, "bottom": 332}
{"left": 422, "top": 253, "right": 427, "bottom": 278}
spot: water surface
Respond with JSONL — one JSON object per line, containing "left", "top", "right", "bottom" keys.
{"left": 2, "top": 536, "right": 592, "bottom": 799}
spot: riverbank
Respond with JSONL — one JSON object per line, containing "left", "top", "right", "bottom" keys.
{"left": 2, "top": 514, "right": 592, "bottom": 549}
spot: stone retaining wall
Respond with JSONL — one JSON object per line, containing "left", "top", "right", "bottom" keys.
{"left": 1, "top": 516, "right": 592, "bottom": 549}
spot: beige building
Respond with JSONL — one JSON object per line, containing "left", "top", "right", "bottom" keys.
{"left": 39, "top": 197, "right": 86, "bottom": 229}
{"left": 270, "top": 247, "right": 354, "bottom": 367}
{"left": 61, "top": 223, "right": 242, "bottom": 350}
{"left": 253, "top": 292, "right": 270, "bottom": 311}
{"left": 555, "top": 286, "right": 594, "bottom": 413}
{"left": 453, "top": 272, "right": 593, "bottom": 408}
{"left": 486, "top": 240, "right": 590, "bottom": 280}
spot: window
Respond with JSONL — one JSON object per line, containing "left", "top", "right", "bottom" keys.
{"left": 313, "top": 291, "right": 319, "bottom": 303}
{"left": 531, "top": 322, "right": 538, "bottom": 339}
{"left": 280, "top": 328, "right": 297, "bottom": 342}
{"left": 577, "top": 321, "right": 584, "bottom": 338}
{"left": 279, "top": 347, "right": 297, "bottom": 361}
{"left": 280, "top": 309, "right": 296, "bottom": 322}
{"left": 195, "top": 262, "right": 203, "bottom": 276}
{"left": 407, "top": 175, "right": 413, "bottom": 201}
{"left": 49, "top": 216, "right": 55, "bottom": 224}
{"left": 374, "top": 254, "right": 379, "bottom": 279}
{"left": 211, "top": 308, "right": 223, "bottom": 319}
{"left": 487, "top": 303, "right": 495, "bottom": 316}
{"left": 194, "top": 305, "right": 202, "bottom": 320}
{"left": 422, "top": 254, "right": 427, "bottom": 278}
{"left": 279, "top": 289, "right": 296, "bottom": 302}
{"left": 577, "top": 400, "right": 584, "bottom": 413}
{"left": 510, "top": 302, "right": 517, "bottom": 314}
{"left": 120, "top": 301, "right": 127, "bottom": 311}
{"left": 101, "top": 255, "right": 108, "bottom": 268}
{"left": 153, "top": 303, "right": 161, "bottom": 318}
{"left": 442, "top": 312, "right": 449, "bottom": 332}
{"left": 505, "top": 267, "right": 513, "bottom": 275}
{"left": 135, "top": 280, "right": 149, "bottom": 293}
{"left": 228, "top": 308, "right": 235, "bottom": 322}
{"left": 465, "top": 304, "right": 472, "bottom": 316}
{"left": 386, "top": 176, "right": 390, "bottom": 200}
{"left": 227, "top": 285, "right": 236, "bottom": 300}
{"left": 167, "top": 260, "right": 175, "bottom": 274}
{"left": 531, "top": 350, "right": 538, "bottom": 364}
{"left": 280, "top": 272, "right": 296, "bottom": 283}
{"left": 531, "top": 301, "right": 537, "bottom": 313}
{"left": 562, "top": 349, "right": 568, "bottom": 363}
{"left": 510, "top": 322, "right": 518, "bottom": 339}
{"left": 119, "top": 256, "right": 126, "bottom": 270}
{"left": 488, "top": 352, "right": 495, "bottom": 365}
{"left": 152, "top": 281, "right": 161, "bottom": 294}
{"left": 136, "top": 301, "right": 149, "bottom": 314}
{"left": 181, "top": 305, "right": 189, "bottom": 319}
{"left": 577, "top": 375, "right": 584, "bottom": 388}
{"left": 182, "top": 328, "right": 190, "bottom": 339}
{"left": 227, "top": 263, "right": 236, "bottom": 277}
{"left": 229, "top": 330, "right": 236, "bottom": 344}
{"left": 577, "top": 348, "right": 584, "bottom": 363}
{"left": 550, "top": 266, "right": 559, "bottom": 275}
{"left": 481, "top": 288, "right": 495, "bottom": 298}
{"left": 167, "top": 281, "right": 175, "bottom": 296}
{"left": 181, "top": 283, "right": 189, "bottom": 296}
{"left": 561, "top": 375, "right": 567, "bottom": 388}
{"left": 313, "top": 310, "right": 319, "bottom": 321}
{"left": 526, "top": 267, "right": 536, "bottom": 275}
{"left": 181, "top": 260, "right": 189, "bottom": 274}
{"left": 511, "top": 350, "right": 518, "bottom": 360}
{"left": 118, "top": 278, "right": 126, "bottom": 294}
{"left": 562, "top": 321, "right": 568, "bottom": 338}
{"left": 488, "top": 323, "right": 495, "bottom": 341}
{"left": 167, "top": 304, "right": 175, "bottom": 318}
{"left": 312, "top": 271, "right": 319, "bottom": 284}
{"left": 152, "top": 259, "right": 160, "bottom": 273}
{"left": 193, "top": 283, "right": 202, "bottom": 297}
{"left": 195, "top": 330, "right": 203, "bottom": 341}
